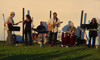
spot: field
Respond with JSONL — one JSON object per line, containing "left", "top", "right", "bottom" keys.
{"left": 0, "top": 43, "right": 100, "bottom": 60}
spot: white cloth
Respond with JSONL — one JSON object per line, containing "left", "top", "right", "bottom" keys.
{"left": 6, "top": 16, "right": 14, "bottom": 30}
{"left": 47, "top": 18, "right": 60, "bottom": 33}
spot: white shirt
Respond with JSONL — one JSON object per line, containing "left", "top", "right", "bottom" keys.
{"left": 47, "top": 18, "right": 60, "bottom": 33}
{"left": 6, "top": 16, "right": 14, "bottom": 31}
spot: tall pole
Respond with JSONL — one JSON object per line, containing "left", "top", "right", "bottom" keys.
{"left": 2, "top": 14, "right": 6, "bottom": 41}
{"left": 50, "top": 10, "right": 52, "bottom": 18}
{"left": 22, "top": 8, "right": 25, "bottom": 42}
{"left": 82, "top": 13, "right": 87, "bottom": 39}
{"left": 84, "top": 13, "right": 87, "bottom": 24}
{"left": 28, "top": 10, "right": 30, "bottom": 15}
{"left": 80, "top": 10, "right": 84, "bottom": 39}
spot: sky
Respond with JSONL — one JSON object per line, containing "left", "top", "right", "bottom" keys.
{"left": 0, "top": 0, "right": 100, "bottom": 44}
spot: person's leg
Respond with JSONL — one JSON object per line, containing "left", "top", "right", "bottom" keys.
{"left": 6, "top": 31, "right": 12, "bottom": 45}
{"left": 53, "top": 33, "right": 57, "bottom": 46}
{"left": 88, "top": 37, "right": 92, "bottom": 47}
{"left": 49, "top": 31, "right": 53, "bottom": 46}
{"left": 25, "top": 30, "right": 28, "bottom": 45}
{"left": 74, "top": 35, "right": 77, "bottom": 45}
{"left": 92, "top": 36, "right": 96, "bottom": 47}
{"left": 6, "top": 31, "right": 9, "bottom": 44}
{"left": 29, "top": 30, "right": 32, "bottom": 45}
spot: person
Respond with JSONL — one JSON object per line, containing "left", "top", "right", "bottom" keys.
{"left": 6, "top": 12, "right": 19, "bottom": 45}
{"left": 36, "top": 21, "right": 46, "bottom": 47}
{"left": 88, "top": 18, "right": 98, "bottom": 48}
{"left": 36, "top": 21, "right": 46, "bottom": 33}
{"left": 47, "top": 12, "right": 60, "bottom": 46}
{"left": 67, "top": 22, "right": 77, "bottom": 35}
{"left": 67, "top": 22, "right": 77, "bottom": 46}
{"left": 23, "top": 15, "right": 32, "bottom": 45}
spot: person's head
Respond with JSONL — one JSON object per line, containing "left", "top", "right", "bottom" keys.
{"left": 40, "top": 21, "right": 44, "bottom": 26}
{"left": 91, "top": 18, "right": 97, "bottom": 24}
{"left": 10, "top": 12, "right": 15, "bottom": 18}
{"left": 26, "top": 15, "right": 31, "bottom": 20}
{"left": 70, "top": 22, "right": 74, "bottom": 27}
{"left": 53, "top": 12, "right": 57, "bottom": 18}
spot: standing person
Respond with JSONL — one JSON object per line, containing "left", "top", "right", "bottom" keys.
{"left": 6, "top": 12, "right": 19, "bottom": 45}
{"left": 47, "top": 12, "right": 60, "bottom": 46}
{"left": 88, "top": 18, "right": 98, "bottom": 48}
{"left": 23, "top": 15, "right": 32, "bottom": 45}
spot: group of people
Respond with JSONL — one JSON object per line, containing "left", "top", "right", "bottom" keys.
{"left": 6, "top": 12, "right": 98, "bottom": 48}
{"left": 6, "top": 12, "right": 32, "bottom": 45}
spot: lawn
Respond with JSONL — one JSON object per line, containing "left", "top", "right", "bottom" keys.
{"left": 0, "top": 43, "right": 100, "bottom": 60}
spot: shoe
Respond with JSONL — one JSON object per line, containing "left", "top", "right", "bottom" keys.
{"left": 61, "top": 45, "right": 64, "bottom": 47}
{"left": 65, "top": 46, "right": 68, "bottom": 48}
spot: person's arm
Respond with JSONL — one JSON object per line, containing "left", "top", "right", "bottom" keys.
{"left": 31, "top": 20, "right": 32, "bottom": 23}
{"left": 23, "top": 20, "right": 26, "bottom": 25}
{"left": 93, "top": 23, "right": 98, "bottom": 31}
{"left": 96, "top": 23, "right": 98, "bottom": 29}
{"left": 14, "top": 21, "right": 21, "bottom": 25}
{"left": 36, "top": 26, "right": 39, "bottom": 30}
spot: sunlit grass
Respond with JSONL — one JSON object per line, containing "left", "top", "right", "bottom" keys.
{"left": 0, "top": 43, "right": 100, "bottom": 60}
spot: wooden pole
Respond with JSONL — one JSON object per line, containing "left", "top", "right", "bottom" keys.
{"left": 22, "top": 8, "right": 25, "bottom": 42}
{"left": 80, "top": 10, "right": 84, "bottom": 39}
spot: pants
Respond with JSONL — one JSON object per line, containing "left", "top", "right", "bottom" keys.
{"left": 89, "top": 36, "right": 96, "bottom": 47}
{"left": 6, "top": 31, "right": 12, "bottom": 45}
{"left": 25, "top": 30, "right": 32, "bottom": 45}
{"left": 49, "top": 31, "right": 57, "bottom": 45}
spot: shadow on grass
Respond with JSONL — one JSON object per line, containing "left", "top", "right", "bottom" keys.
{"left": 60, "top": 54, "right": 92, "bottom": 60}
{"left": 0, "top": 53, "right": 92, "bottom": 60}
{"left": 0, "top": 47, "right": 92, "bottom": 60}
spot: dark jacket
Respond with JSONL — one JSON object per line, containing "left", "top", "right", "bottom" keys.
{"left": 24, "top": 20, "right": 32, "bottom": 31}
{"left": 89, "top": 22, "right": 98, "bottom": 37}
{"left": 36, "top": 25, "right": 46, "bottom": 33}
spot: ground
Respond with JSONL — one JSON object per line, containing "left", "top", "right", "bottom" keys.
{"left": 0, "top": 43, "right": 100, "bottom": 60}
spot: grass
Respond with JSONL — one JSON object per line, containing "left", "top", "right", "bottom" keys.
{"left": 0, "top": 43, "right": 100, "bottom": 60}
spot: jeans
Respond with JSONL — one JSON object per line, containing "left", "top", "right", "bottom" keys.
{"left": 49, "top": 31, "right": 57, "bottom": 45}
{"left": 89, "top": 36, "right": 96, "bottom": 47}
{"left": 25, "top": 30, "right": 32, "bottom": 45}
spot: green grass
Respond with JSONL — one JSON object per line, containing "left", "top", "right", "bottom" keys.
{"left": 0, "top": 43, "right": 100, "bottom": 60}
